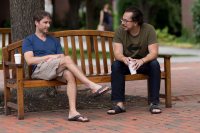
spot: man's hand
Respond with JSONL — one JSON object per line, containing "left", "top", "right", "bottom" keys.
{"left": 122, "top": 57, "right": 131, "bottom": 65}
{"left": 45, "top": 55, "right": 58, "bottom": 62}
{"left": 129, "top": 58, "right": 144, "bottom": 70}
{"left": 44, "top": 54, "right": 64, "bottom": 62}
{"left": 24, "top": 51, "right": 64, "bottom": 65}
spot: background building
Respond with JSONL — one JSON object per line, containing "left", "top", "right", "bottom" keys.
{"left": 181, "top": 0, "right": 194, "bottom": 32}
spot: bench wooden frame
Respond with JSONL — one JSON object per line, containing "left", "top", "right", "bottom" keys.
{"left": 3, "top": 30, "right": 171, "bottom": 120}
{"left": 0, "top": 28, "right": 11, "bottom": 69}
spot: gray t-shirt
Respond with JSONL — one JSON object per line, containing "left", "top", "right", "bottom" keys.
{"left": 113, "top": 23, "right": 158, "bottom": 58}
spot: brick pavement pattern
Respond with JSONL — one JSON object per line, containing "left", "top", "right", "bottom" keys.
{"left": 0, "top": 62, "right": 200, "bottom": 133}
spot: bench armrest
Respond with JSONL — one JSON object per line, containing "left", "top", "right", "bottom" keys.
{"left": 4, "top": 61, "right": 23, "bottom": 68}
{"left": 158, "top": 54, "right": 171, "bottom": 58}
{"left": 158, "top": 54, "right": 171, "bottom": 81}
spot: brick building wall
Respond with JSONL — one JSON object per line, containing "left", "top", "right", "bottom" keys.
{"left": 181, "top": 0, "right": 194, "bottom": 32}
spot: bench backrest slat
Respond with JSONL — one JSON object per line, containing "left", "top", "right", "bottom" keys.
{"left": 108, "top": 37, "right": 114, "bottom": 65}
{"left": 0, "top": 28, "right": 11, "bottom": 47}
{"left": 85, "top": 36, "right": 93, "bottom": 74}
{"left": 2, "top": 34, "right": 6, "bottom": 47}
{"left": 101, "top": 37, "right": 108, "bottom": 73}
{"left": 63, "top": 37, "right": 69, "bottom": 55}
{"left": 93, "top": 36, "right": 101, "bottom": 74}
{"left": 78, "top": 36, "right": 86, "bottom": 74}
{"left": 70, "top": 36, "right": 78, "bottom": 64}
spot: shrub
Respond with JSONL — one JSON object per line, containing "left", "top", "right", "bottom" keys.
{"left": 192, "top": 0, "right": 200, "bottom": 43}
{"left": 156, "top": 27, "right": 176, "bottom": 43}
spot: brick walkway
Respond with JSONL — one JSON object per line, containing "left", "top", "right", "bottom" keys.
{"left": 0, "top": 62, "right": 200, "bottom": 133}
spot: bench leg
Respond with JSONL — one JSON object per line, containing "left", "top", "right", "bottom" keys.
{"left": 4, "top": 87, "right": 11, "bottom": 115}
{"left": 164, "top": 56, "right": 172, "bottom": 108}
{"left": 147, "top": 79, "right": 150, "bottom": 105}
{"left": 165, "top": 78, "right": 172, "bottom": 108}
{"left": 17, "top": 86, "right": 24, "bottom": 120}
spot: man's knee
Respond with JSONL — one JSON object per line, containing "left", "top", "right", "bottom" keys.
{"left": 65, "top": 55, "right": 72, "bottom": 61}
{"left": 111, "top": 61, "right": 123, "bottom": 72}
{"left": 62, "top": 55, "right": 73, "bottom": 64}
{"left": 149, "top": 60, "right": 160, "bottom": 70}
{"left": 63, "top": 70, "right": 75, "bottom": 81}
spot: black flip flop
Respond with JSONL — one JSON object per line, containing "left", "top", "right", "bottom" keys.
{"left": 68, "top": 115, "right": 90, "bottom": 122}
{"left": 107, "top": 105, "right": 126, "bottom": 115}
{"left": 92, "top": 86, "right": 110, "bottom": 98}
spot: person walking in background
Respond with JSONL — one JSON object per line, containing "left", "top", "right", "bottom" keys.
{"left": 107, "top": 6, "right": 162, "bottom": 115}
{"left": 98, "top": 3, "right": 113, "bottom": 31}
{"left": 22, "top": 10, "right": 110, "bottom": 122}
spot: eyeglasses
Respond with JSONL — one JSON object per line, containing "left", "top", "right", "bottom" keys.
{"left": 120, "top": 18, "right": 133, "bottom": 24}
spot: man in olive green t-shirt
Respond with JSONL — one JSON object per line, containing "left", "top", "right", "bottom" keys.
{"left": 107, "top": 6, "right": 162, "bottom": 115}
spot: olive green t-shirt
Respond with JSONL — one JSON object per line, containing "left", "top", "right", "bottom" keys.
{"left": 113, "top": 23, "right": 158, "bottom": 58}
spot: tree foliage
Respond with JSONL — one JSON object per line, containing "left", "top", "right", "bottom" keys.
{"left": 52, "top": 0, "right": 109, "bottom": 30}
{"left": 74, "top": 0, "right": 110, "bottom": 29}
{"left": 52, "top": 0, "right": 80, "bottom": 29}
{"left": 192, "top": 0, "right": 200, "bottom": 42}
{"left": 117, "top": 0, "right": 181, "bottom": 35}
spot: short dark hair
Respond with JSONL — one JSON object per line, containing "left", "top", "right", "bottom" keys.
{"left": 33, "top": 10, "right": 51, "bottom": 22}
{"left": 125, "top": 6, "right": 143, "bottom": 26}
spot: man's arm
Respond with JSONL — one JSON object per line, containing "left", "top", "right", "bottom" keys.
{"left": 141, "top": 43, "right": 158, "bottom": 63}
{"left": 130, "top": 43, "right": 158, "bottom": 70}
{"left": 24, "top": 51, "right": 64, "bottom": 65}
{"left": 113, "top": 42, "right": 130, "bottom": 65}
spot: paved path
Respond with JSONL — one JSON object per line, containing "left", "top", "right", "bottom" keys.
{"left": 159, "top": 46, "right": 200, "bottom": 63}
{"left": 0, "top": 94, "right": 200, "bottom": 133}
{"left": 0, "top": 46, "right": 200, "bottom": 133}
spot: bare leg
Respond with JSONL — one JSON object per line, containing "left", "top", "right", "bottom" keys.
{"left": 63, "top": 70, "right": 88, "bottom": 121}
{"left": 60, "top": 56, "right": 108, "bottom": 93}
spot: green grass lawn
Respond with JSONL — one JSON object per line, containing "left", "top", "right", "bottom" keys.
{"left": 0, "top": 43, "right": 198, "bottom": 63}
{"left": 0, "top": 48, "right": 111, "bottom": 63}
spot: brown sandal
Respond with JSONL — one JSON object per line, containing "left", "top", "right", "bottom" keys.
{"left": 68, "top": 115, "right": 90, "bottom": 122}
{"left": 107, "top": 105, "right": 126, "bottom": 115}
{"left": 92, "top": 86, "right": 110, "bottom": 97}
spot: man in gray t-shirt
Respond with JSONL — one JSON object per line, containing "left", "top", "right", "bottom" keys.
{"left": 107, "top": 7, "right": 162, "bottom": 115}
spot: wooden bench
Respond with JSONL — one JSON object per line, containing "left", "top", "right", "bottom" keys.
{"left": 3, "top": 30, "right": 171, "bottom": 120}
{"left": 0, "top": 28, "right": 11, "bottom": 69}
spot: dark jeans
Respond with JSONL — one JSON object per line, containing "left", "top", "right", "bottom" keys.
{"left": 111, "top": 59, "right": 161, "bottom": 104}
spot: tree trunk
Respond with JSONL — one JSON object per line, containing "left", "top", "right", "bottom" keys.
{"left": 10, "top": 0, "right": 44, "bottom": 42}
{"left": 138, "top": 0, "right": 150, "bottom": 23}
{"left": 65, "top": 0, "right": 80, "bottom": 29}
{"left": 86, "top": 0, "right": 95, "bottom": 29}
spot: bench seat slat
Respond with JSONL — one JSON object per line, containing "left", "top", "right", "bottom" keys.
{"left": 23, "top": 80, "right": 65, "bottom": 88}
{"left": 7, "top": 102, "right": 18, "bottom": 110}
{"left": 6, "top": 79, "right": 65, "bottom": 88}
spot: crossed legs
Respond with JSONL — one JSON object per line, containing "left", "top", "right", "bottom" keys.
{"left": 59, "top": 56, "right": 105, "bottom": 92}
{"left": 59, "top": 56, "right": 110, "bottom": 121}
